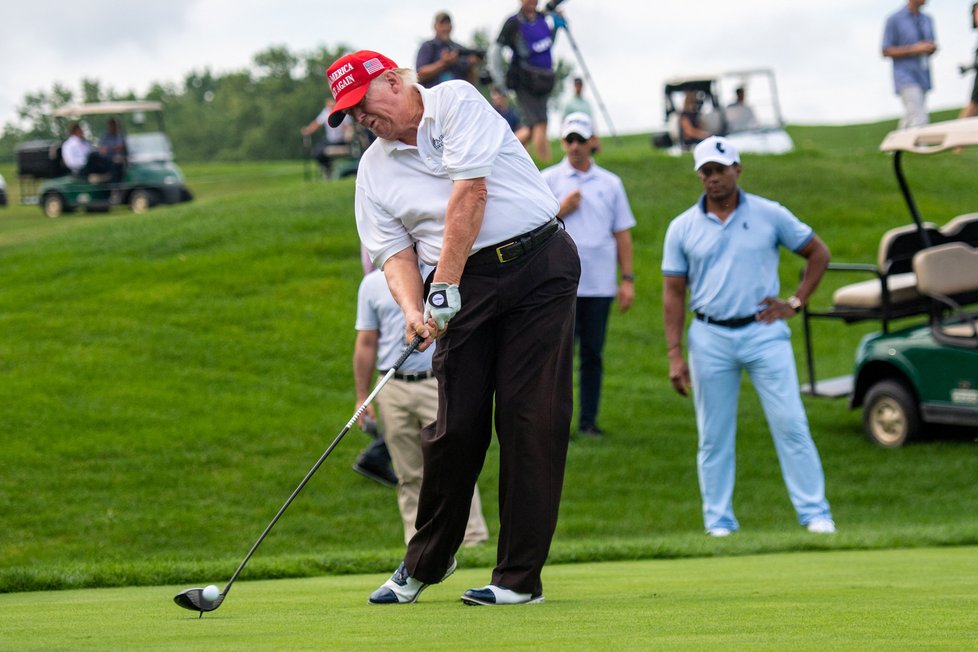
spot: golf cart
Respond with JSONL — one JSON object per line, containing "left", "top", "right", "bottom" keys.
{"left": 16, "top": 101, "right": 192, "bottom": 218}
{"left": 801, "top": 118, "right": 978, "bottom": 447}
{"left": 652, "top": 69, "right": 794, "bottom": 155}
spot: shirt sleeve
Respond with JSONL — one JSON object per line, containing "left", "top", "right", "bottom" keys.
{"left": 661, "top": 219, "right": 688, "bottom": 277}
{"left": 416, "top": 40, "right": 436, "bottom": 70}
{"left": 355, "top": 185, "right": 415, "bottom": 270}
{"left": 354, "top": 275, "right": 380, "bottom": 331}
{"left": 772, "top": 203, "right": 815, "bottom": 252}
{"left": 611, "top": 177, "right": 637, "bottom": 233}
{"left": 439, "top": 84, "right": 509, "bottom": 180}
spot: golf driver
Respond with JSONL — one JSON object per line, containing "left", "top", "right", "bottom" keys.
{"left": 174, "top": 334, "right": 424, "bottom": 616}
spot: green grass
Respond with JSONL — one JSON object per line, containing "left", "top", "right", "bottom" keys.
{"left": 1, "top": 113, "right": 977, "bottom": 596}
{"left": 2, "top": 547, "right": 976, "bottom": 650}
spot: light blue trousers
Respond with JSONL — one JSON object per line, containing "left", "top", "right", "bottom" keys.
{"left": 687, "top": 319, "right": 832, "bottom": 531}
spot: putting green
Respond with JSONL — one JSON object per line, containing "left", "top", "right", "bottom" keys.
{"left": 2, "top": 546, "right": 976, "bottom": 650}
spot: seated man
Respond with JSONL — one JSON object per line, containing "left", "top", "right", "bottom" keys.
{"left": 300, "top": 98, "right": 354, "bottom": 178}
{"left": 98, "top": 118, "right": 127, "bottom": 183}
{"left": 725, "top": 87, "right": 758, "bottom": 133}
{"left": 62, "top": 122, "right": 110, "bottom": 177}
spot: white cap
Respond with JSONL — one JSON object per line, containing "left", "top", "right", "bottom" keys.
{"left": 693, "top": 136, "right": 740, "bottom": 171}
{"left": 561, "top": 112, "right": 593, "bottom": 140}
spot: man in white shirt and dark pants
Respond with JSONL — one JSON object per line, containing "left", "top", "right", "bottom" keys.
{"left": 325, "top": 50, "right": 580, "bottom": 606}
{"left": 542, "top": 113, "right": 635, "bottom": 438}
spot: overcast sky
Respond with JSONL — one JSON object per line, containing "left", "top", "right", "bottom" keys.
{"left": 3, "top": 1, "right": 976, "bottom": 136}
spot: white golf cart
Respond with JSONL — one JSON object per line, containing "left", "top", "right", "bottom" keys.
{"left": 651, "top": 68, "right": 794, "bottom": 155}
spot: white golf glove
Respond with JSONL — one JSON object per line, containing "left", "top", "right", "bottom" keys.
{"left": 424, "top": 282, "right": 461, "bottom": 330}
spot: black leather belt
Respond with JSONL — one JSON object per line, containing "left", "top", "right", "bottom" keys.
{"left": 389, "top": 369, "right": 435, "bottom": 382}
{"left": 469, "top": 218, "right": 560, "bottom": 265}
{"left": 695, "top": 312, "right": 757, "bottom": 328}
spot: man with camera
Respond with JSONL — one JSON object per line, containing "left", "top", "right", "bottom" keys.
{"left": 416, "top": 11, "right": 483, "bottom": 89}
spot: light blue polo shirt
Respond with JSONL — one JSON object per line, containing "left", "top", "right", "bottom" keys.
{"left": 882, "top": 5, "right": 935, "bottom": 93}
{"left": 662, "top": 190, "right": 813, "bottom": 320}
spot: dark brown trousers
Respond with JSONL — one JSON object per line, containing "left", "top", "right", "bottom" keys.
{"left": 404, "top": 229, "right": 580, "bottom": 595}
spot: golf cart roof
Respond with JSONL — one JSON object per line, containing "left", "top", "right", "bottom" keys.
{"left": 52, "top": 101, "right": 163, "bottom": 118}
{"left": 880, "top": 117, "right": 978, "bottom": 154}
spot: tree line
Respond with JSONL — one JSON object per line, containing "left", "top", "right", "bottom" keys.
{"left": 0, "top": 30, "right": 574, "bottom": 165}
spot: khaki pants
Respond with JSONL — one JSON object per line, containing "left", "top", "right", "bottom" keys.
{"left": 375, "top": 376, "right": 488, "bottom": 546}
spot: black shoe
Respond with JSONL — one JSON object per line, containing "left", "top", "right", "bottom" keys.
{"left": 578, "top": 425, "right": 604, "bottom": 439}
{"left": 352, "top": 457, "right": 398, "bottom": 487}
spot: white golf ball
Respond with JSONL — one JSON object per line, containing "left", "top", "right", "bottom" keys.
{"left": 202, "top": 584, "right": 220, "bottom": 601}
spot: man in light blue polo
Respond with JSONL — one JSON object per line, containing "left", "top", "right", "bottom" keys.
{"left": 661, "top": 136, "right": 836, "bottom": 537}
{"left": 882, "top": 0, "right": 937, "bottom": 128}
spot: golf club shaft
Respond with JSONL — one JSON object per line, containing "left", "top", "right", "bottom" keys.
{"left": 220, "top": 334, "right": 424, "bottom": 595}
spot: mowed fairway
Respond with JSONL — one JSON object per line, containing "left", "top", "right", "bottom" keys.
{"left": 2, "top": 547, "right": 976, "bottom": 650}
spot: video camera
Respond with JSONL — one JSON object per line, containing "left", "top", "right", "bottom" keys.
{"left": 454, "top": 46, "right": 487, "bottom": 59}
{"left": 544, "top": 0, "right": 568, "bottom": 11}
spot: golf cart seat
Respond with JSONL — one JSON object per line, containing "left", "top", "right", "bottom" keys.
{"left": 821, "top": 222, "right": 940, "bottom": 321}
{"left": 913, "top": 242, "right": 978, "bottom": 346}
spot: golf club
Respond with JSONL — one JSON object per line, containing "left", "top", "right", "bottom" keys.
{"left": 174, "top": 333, "right": 424, "bottom": 617}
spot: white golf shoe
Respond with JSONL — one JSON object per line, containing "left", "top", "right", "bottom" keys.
{"left": 460, "top": 584, "right": 544, "bottom": 606}
{"left": 368, "top": 558, "right": 457, "bottom": 604}
{"left": 806, "top": 517, "right": 837, "bottom": 534}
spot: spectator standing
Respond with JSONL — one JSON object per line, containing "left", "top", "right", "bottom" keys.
{"left": 491, "top": 0, "right": 563, "bottom": 162}
{"left": 661, "top": 136, "right": 836, "bottom": 537}
{"left": 542, "top": 113, "right": 635, "bottom": 438}
{"left": 354, "top": 268, "right": 489, "bottom": 547}
{"left": 324, "top": 50, "right": 579, "bottom": 606}
{"left": 562, "top": 77, "right": 593, "bottom": 118}
{"left": 882, "top": 0, "right": 937, "bottom": 129}
{"left": 959, "top": 3, "right": 978, "bottom": 120}
{"left": 415, "top": 11, "right": 480, "bottom": 88}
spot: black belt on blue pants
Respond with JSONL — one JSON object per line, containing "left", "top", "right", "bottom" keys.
{"left": 694, "top": 312, "right": 757, "bottom": 328}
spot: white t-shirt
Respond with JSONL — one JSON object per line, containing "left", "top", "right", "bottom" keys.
{"left": 541, "top": 157, "right": 636, "bottom": 297}
{"left": 316, "top": 107, "right": 351, "bottom": 145}
{"left": 355, "top": 81, "right": 559, "bottom": 269}
{"left": 62, "top": 134, "right": 93, "bottom": 173}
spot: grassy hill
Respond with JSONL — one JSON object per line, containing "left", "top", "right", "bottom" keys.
{"left": 1, "top": 115, "right": 976, "bottom": 593}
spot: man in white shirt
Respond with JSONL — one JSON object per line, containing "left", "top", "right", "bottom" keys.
{"left": 542, "top": 113, "right": 635, "bottom": 438}
{"left": 326, "top": 50, "right": 580, "bottom": 606}
{"left": 62, "top": 123, "right": 110, "bottom": 176}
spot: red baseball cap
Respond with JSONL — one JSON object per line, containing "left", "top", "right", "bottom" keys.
{"left": 326, "top": 50, "right": 398, "bottom": 127}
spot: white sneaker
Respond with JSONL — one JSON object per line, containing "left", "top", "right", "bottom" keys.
{"left": 806, "top": 517, "right": 836, "bottom": 534}
{"left": 461, "top": 584, "right": 544, "bottom": 606}
{"left": 707, "top": 527, "right": 733, "bottom": 537}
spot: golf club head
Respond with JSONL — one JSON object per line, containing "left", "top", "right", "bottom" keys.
{"left": 173, "top": 587, "right": 225, "bottom": 614}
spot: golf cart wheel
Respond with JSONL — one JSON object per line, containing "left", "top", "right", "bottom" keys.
{"left": 129, "top": 189, "right": 156, "bottom": 214}
{"left": 863, "top": 379, "right": 921, "bottom": 447}
{"left": 42, "top": 192, "right": 65, "bottom": 218}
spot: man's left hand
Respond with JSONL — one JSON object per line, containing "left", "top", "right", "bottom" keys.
{"left": 424, "top": 282, "right": 461, "bottom": 331}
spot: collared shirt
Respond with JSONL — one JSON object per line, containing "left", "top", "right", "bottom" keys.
{"left": 882, "top": 5, "right": 935, "bottom": 93}
{"left": 355, "top": 268, "right": 435, "bottom": 373}
{"left": 662, "top": 190, "right": 814, "bottom": 320}
{"left": 541, "top": 157, "right": 635, "bottom": 297}
{"left": 62, "top": 134, "right": 92, "bottom": 173}
{"left": 355, "top": 81, "right": 558, "bottom": 269}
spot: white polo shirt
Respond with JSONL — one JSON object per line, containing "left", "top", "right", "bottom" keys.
{"left": 355, "top": 81, "right": 559, "bottom": 269}
{"left": 541, "top": 157, "right": 635, "bottom": 297}
{"left": 62, "top": 134, "right": 93, "bottom": 173}
{"left": 662, "top": 191, "right": 813, "bottom": 320}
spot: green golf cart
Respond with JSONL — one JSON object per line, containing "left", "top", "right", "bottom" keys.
{"left": 16, "top": 101, "right": 192, "bottom": 217}
{"left": 802, "top": 118, "right": 978, "bottom": 447}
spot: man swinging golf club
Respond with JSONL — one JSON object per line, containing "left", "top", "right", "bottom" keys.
{"left": 325, "top": 50, "right": 580, "bottom": 606}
